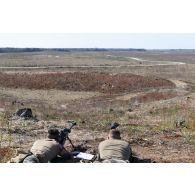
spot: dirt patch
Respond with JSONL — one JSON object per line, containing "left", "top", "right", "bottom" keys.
{"left": 0, "top": 72, "right": 175, "bottom": 94}
{"left": 130, "top": 92, "right": 177, "bottom": 103}
{"left": 116, "top": 91, "right": 177, "bottom": 103}
{"left": 170, "top": 80, "right": 188, "bottom": 89}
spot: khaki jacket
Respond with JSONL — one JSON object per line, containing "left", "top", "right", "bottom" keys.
{"left": 98, "top": 139, "right": 131, "bottom": 161}
{"left": 30, "top": 139, "right": 63, "bottom": 163}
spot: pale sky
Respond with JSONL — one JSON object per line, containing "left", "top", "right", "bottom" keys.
{"left": 0, "top": 33, "right": 195, "bottom": 49}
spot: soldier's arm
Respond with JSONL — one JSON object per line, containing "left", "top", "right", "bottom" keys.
{"left": 59, "top": 147, "right": 72, "bottom": 159}
{"left": 129, "top": 144, "right": 133, "bottom": 162}
{"left": 96, "top": 153, "right": 100, "bottom": 161}
{"left": 96, "top": 144, "right": 102, "bottom": 161}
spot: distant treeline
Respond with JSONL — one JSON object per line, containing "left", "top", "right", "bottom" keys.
{"left": 0, "top": 47, "right": 147, "bottom": 53}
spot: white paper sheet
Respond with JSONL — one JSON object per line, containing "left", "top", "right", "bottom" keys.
{"left": 75, "top": 152, "right": 94, "bottom": 160}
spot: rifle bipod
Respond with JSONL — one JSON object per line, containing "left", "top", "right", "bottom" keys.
{"left": 66, "top": 136, "right": 75, "bottom": 149}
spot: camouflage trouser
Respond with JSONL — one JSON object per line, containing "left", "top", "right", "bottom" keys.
{"left": 102, "top": 159, "right": 129, "bottom": 163}
{"left": 23, "top": 154, "right": 39, "bottom": 163}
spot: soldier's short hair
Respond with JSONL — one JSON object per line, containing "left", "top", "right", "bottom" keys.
{"left": 48, "top": 128, "right": 60, "bottom": 140}
{"left": 109, "top": 129, "right": 121, "bottom": 139}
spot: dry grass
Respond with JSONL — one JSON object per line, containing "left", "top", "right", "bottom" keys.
{"left": 0, "top": 147, "right": 16, "bottom": 162}
{"left": 1, "top": 51, "right": 195, "bottom": 83}
{"left": 0, "top": 87, "right": 100, "bottom": 103}
{"left": 0, "top": 72, "right": 175, "bottom": 93}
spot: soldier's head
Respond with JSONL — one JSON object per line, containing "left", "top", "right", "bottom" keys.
{"left": 48, "top": 128, "right": 60, "bottom": 141}
{"left": 108, "top": 129, "right": 121, "bottom": 140}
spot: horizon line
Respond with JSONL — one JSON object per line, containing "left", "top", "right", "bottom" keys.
{"left": 0, "top": 47, "right": 195, "bottom": 50}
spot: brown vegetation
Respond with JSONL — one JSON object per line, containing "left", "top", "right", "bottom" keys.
{"left": 0, "top": 72, "right": 175, "bottom": 93}
{"left": 0, "top": 147, "right": 15, "bottom": 162}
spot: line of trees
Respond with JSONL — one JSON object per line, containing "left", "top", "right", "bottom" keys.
{"left": 0, "top": 47, "right": 146, "bottom": 53}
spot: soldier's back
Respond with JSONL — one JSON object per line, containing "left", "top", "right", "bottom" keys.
{"left": 30, "top": 139, "right": 62, "bottom": 163}
{"left": 98, "top": 139, "right": 131, "bottom": 161}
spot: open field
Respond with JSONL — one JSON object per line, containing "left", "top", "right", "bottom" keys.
{"left": 1, "top": 50, "right": 195, "bottom": 81}
{"left": 1, "top": 49, "right": 195, "bottom": 162}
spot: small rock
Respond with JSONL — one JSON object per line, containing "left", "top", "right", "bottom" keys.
{"left": 15, "top": 108, "right": 33, "bottom": 119}
{"left": 159, "top": 141, "right": 166, "bottom": 145}
{"left": 127, "top": 108, "right": 133, "bottom": 112}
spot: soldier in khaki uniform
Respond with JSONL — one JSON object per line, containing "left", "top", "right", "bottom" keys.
{"left": 97, "top": 129, "right": 132, "bottom": 163}
{"left": 23, "top": 129, "right": 71, "bottom": 163}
